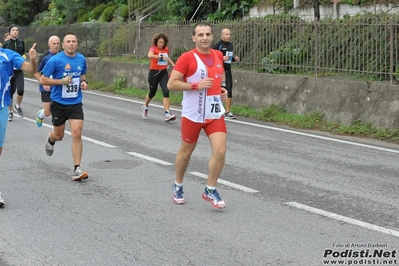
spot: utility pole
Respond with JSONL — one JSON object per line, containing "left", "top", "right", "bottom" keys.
{"left": 313, "top": 0, "right": 320, "bottom": 20}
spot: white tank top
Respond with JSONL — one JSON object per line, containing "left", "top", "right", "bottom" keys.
{"left": 182, "top": 53, "right": 225, "bottom": 123}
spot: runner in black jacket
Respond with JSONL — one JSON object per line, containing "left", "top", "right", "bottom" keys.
{"left": 213, "top": 28, "right": 240, "bottom": 119}
{"left": 2, "top": 24, "right": 26, "bottom": 121}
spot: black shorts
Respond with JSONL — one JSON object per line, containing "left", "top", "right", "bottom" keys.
{"left": 41, "top": 91, "right": 51, "bottom": 103}
{"left": 50, "top": 101, "right": 84, "bottom": 127}
{"left": 9, "top": 70, "right": 24, "bottom": 97}
{"left": 225, "top": 69, "right": 233, "bottom": 98}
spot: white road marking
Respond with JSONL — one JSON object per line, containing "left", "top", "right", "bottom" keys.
{"left": 25, "top": 80, "right": 398, "bottom": 237}
{"left": 23, "top": 117, "right": 116, "bottom": 148}
{"left": 286, "top": 201, "right": 399, "bottom": 238}
{"left": 126, "top": 152, "right": 173, "bottom": 165}
{"left": 27, "top": 79, "right": 399, "bottom": 155}
{"left": 83, "top": 90, "right": 399, "bottom": 155}
{"left": 125, "top": 152, "right": 259, "bottom": 193}
{"left": 189, "top": 171, "right": 259, "bottom": 193}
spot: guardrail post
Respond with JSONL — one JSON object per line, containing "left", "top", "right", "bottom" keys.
{"left": 108, "top": 24, "right": 111, "bottom": 58}
{"left": 314, "top": 17, "right": 319, "bottom": 78}
{"left": 254, "top": 18, "right": 258, "bottom": 72}
{"left": 390, "top": 17, "right": 394, "bottom": 85}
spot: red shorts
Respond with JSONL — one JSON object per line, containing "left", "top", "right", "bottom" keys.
{"left": 180, "top": 116, "right": 227, "bottom": 143}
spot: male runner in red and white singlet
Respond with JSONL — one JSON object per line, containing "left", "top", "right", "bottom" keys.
{"left": 167, "top": 22, "right": 228, "bottom": 209}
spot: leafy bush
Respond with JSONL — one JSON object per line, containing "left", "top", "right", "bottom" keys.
{"left": 96, "top": 26, "right": 130, "bottom": 57}
{"left": 100, "top": 5, "right": 118, "bottom": 22}
{"left": 113, "top": 76, "right": 127, "bottom": 89}
{"left": 91, "top": 4, "right": 109, "bottom": 20}
{"left": 118, "top": 5, "right": 128, "bottom": 20}
{"left": 77, "top": 9, "right": 90, "bottom": 23}
{"left": 261, "top": 47, "right": 305, "bottom": 73}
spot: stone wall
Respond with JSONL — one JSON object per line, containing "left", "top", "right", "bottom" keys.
{"left": 247, "top": 2, "right": 399, "bottom": 20}
{"left": 87, "top": 58, "right": 399, "bottom": 129}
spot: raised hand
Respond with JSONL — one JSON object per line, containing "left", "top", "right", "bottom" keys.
{"left": 29, "top": 43, "right": 37, "bottom": 61}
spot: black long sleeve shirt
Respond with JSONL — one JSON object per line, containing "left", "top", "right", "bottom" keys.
{"left": 213, "top": 40, "right": 235, "bottom": 71}
{"left": 3, "top": 38, "right": 25, "bottom": 56}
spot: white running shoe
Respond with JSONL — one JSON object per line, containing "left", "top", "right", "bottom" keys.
{"left": 165, "top": 112, "right": 176, "bottom": 122}
{"left": 72, "top": 166, "right": 89, "bottom": 181}
{"left": 45, "top": 132, "right": 54, "bottom": 156}
{"left": 142, "top": 105, "right": 148, "bottom": 119}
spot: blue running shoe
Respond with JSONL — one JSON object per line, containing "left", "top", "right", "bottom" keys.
{"left": 202, "top": 187, "right": 226, "bottom": 209}
{"left": 172, "top": 184, "right": 185, "bottom": 205}
{"left": 36, "top": 110, "right": 43, "bottom": 128}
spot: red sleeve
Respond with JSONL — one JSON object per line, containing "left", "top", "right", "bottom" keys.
{"left": 173, "top": 51, "right": 197, "bottom": 81}
{"left": 149, "top": 46, "right": 156, "bottom": 53}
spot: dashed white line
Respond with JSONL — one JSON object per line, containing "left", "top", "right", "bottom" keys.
{"left": 286, "top": 201, "right": 399, "bottom": 238}
{"left": 125, "top": 152, "right": 259, "bottom": 193}
{"left": 24, "top": 82, "right": 398, "bottom": 237}
{"left": 27, "top": 80, "right": 399, "bottom": 155}
{"left": 84, "top": 90, "right": 399, "bottom": 155}
{"left": 23, "top": 117, "right": 116, "bottom": 148}
{"left": 126, "top": 152, "right": 173, "bottom": 166}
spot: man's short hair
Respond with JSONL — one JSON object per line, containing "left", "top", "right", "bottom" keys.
{"left": 8, "top": 24, "right": 18, "bottom": 33}
{"left": 192, "top": 22, "right": 213, "bottom": 36}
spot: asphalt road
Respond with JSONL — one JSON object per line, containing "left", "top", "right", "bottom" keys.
{"left": 0, "top": 79, "right": 398, "bottom": 266}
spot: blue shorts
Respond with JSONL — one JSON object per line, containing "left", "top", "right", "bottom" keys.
{"left": 0, "top": 107, "right": 9, "bottom": 148}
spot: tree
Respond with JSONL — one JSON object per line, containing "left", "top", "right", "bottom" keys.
{"left": 313, "top": 0, "right": 320, "bottom": 20}
{"left": 0, "top": 0, "right": 49, "bottom": 25}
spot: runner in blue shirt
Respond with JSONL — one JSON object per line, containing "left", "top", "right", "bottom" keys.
{"left": 0, "top": 43, "right": 38, "bottom": 207}
{"left": 33, "top": 35, "right": 60, "bottom": 128}
{"left": 39, "top": 32, "right": 89, "bottom": 181}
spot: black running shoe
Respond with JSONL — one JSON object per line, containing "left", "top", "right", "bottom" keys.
{"left": 14, "top": 105, "right": 24, "bottom": 118}
{"left": 8, "top": 112, "right": 13, "bottom": 122}
{"left": 0, "top": 192, "right": 5, "bottom": 207}
{"left": 225, "top": 112, "right": 236, "bottom": 119}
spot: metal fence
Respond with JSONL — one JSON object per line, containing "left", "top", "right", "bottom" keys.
{"left": 2, "top": 16, "right": 399, "bottom": 83}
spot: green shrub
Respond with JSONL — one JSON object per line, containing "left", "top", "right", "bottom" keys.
{"left": 118, "top": 4, "right": 128, "bottom": 20}
{"left": 100, "top": 5, "right": 118, "bottom": 22}
{"left": 96, "top": 26, "right": 130, "bottom": 57}
{"left": 91, "top": 4, "right": 108, "bottom": 20}
{"left": 113, "top": 76, "right": 127, "bottom": 89}
{"left": 77, "top": 9, "right": 90, "bottom": 23}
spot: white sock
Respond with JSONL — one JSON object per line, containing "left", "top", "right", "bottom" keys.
{"left": 38, "top": 109, "right": 45, "bottom": 119}
{"left": 175, "top": 182, "right": 183, "bottom": 187}
{"left": 206, "top": 185, "right": 216, "bottom": 191}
